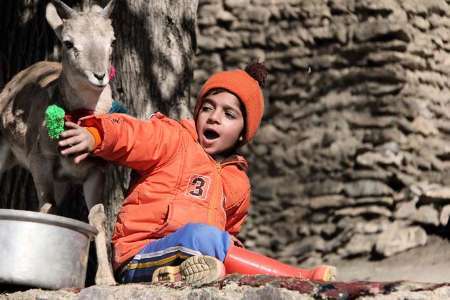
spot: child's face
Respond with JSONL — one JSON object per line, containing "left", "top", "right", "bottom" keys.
{"left": 196, "top": 91, "right": 244, "bottom": 156}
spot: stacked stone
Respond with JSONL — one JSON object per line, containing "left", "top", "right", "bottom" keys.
{"left": 194, "top": 0, "right": 450, "bottom": 266}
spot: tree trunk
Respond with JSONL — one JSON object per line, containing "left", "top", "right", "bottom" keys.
{"left": 112, "top": 0, "right": 197, "bottom": 120}
{"left": 0, "top": 0, "right": 198, "bottom": 234}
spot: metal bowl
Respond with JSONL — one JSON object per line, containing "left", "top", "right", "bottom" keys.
{"left": 0, "top": 209, "right": 97, "bottom": 289}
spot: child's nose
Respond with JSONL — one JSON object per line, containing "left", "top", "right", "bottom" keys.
{"left": 208, "top": 110, "right": 221, "bottom": 123}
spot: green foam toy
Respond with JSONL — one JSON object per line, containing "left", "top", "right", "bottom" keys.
{"left": 45, "top": 104, "right": 65, "bottom": 140}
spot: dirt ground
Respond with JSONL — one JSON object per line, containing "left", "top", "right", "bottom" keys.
{"left": 334, "top": 235, "right": 450, "bottom": 283}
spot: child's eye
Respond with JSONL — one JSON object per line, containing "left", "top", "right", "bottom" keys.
{"left": 225, "top": 111, "right": 236, "bottom": 119}
{"left": 202, "top": 104, "right": 213, "bottom": 112}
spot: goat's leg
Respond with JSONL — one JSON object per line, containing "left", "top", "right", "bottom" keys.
{"left": 29, "top": 158, "right": 55, "bottom": 213}
{"left": 0, "top": 142, "right": 16, "bottom": 172}
{"left": 39, "top": 202, "right": 53, "bottom": 214}
{"left": 84, "top": 170, "right": 116, "bottom": 286}
{"left": 40, "top": 181, "right": 71, "bottom": 214}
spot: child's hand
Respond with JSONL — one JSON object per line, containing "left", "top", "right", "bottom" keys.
{"left": 230, "top": 235, "right": 245, "bottom": 248}
{"left": 59, "top": 121, "right": 95, "bottom": 164}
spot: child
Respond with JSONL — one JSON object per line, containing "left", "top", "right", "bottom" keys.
{"left": 59, "top": 63, "right": 336, "bottom": 286}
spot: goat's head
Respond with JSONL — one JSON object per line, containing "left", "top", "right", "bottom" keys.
{"left": 46, "top": 0, "right": 115, "bottom": 90}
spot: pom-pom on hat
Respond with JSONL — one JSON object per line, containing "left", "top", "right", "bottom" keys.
{"left": 194, "top": 62, "right": 267, "bottom": 145}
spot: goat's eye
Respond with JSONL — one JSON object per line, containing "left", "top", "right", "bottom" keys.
{"left": 63, "top": 41, "right": 74, "bottom": 50}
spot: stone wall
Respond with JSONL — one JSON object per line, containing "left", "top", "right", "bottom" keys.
{"left": 193, "top": 0, "right": 450, "bottom": 266}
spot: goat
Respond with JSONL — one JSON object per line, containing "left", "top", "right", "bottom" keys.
{"left": 0, "top": 0, "right": 117, "bottom": 286}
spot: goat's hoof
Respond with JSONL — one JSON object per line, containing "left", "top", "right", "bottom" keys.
{"left": 88, "top": 203, "right": 107, "bottom": 227}
{"left": 89, "top": 203, "right": 105, "bottom": 215}
{"left": 39, "top": 202, "right": 53, "bottom": 214}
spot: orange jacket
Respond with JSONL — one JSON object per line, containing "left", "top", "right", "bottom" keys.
{"left": 81, "top": 113, "right": 251, "bottom": 270}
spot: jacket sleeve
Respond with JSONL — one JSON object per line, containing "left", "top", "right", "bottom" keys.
{"left": 222, "top": 164, "right": 251, "bottom": 236}
{"left": 225, "top": 188, "right": 250, "bottom": 236}
{"left": 80, "top": 113, "right": 180, "bottom": 173}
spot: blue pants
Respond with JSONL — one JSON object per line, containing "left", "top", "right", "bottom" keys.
{"left": 121, "top": 223, "right": 231, "bottom": 283}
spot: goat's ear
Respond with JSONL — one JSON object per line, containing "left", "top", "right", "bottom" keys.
{"left": 101, "top": 0, "right": 115, "bottom": 18}
{"left": 46, "top": 2, "right": 63, "bottom": 40}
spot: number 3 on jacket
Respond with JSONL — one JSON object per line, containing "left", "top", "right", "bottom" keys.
{"left": 186, "top": 175, "right": 211, "bottom": 200}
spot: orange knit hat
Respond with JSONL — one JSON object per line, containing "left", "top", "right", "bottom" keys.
{"left": 194, "top": 63, "right": 267, "bottom": 144}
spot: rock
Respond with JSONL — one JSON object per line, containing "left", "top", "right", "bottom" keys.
{"left": 381, "top": 129, "right": 407, "bottom": 145}
{"left": 273, "top": 116, "right": 293, "bottom": 131}
{"left": 354, "top": 20, "right": 410, "bottom": 43}
{"left": 242, "top": 285, "right": 311, "bottom": 300}
{"left": 254, "top": 124, "right": 286, "bottom": 144}
{"left": 246, "top": 7, "right": 271, "bottom": 24}
{"left": 411, "top": 116, "right": 439, "bottom": 136}
{"left": 338, "top": 233, "right": 377, "bottom": 257}
{"left": 305, "top": 180, "right": 344, "bottom": 196}
{"left": 216, "top": 10, "right": 236, "bottom": 26}
{"left": 252, "top": 144, "right": 269, "bottom": 156}
{"left": 395, "top": 200, "right": 417, "bottom": 219}
{"left": 309, "top": 194, "right": 393, "bottom": 210}
{"left": 420, "top": 185, "right": 450, "bottom": 204}
{"left": 309, "top": 195, "right": 349, "bottom": 209}
{"left": 329, "top": 0, "right": 350, "bottom": 14}
{"left": 197, "top": 28, "right": 242, "bottom": 50}
{"left": 309, "top": 27, "right": 337, "bottom": 44}
{"left": 413, "top": 205, "right": 440, "bottom": 226}
{"left": 276, "top": 182, "right": 305, "bottom": 199}
{"left": 355, "top": 0, "right": 400, "bottom": 14}
{"left": 344, "top": 180, "right": 394, "bottom": 198}
{"left": 280, "top": 236, "right": 326, "bottom": 258}
{"left": 346, "top": 114, "right": 394, "bottom": 128}
{"left": 401, "top": 0, "right": 449, "bottom": 15}
{"left": 367, "top": 51, "right": 427, "bottom": 69}
{"left": 335, "top": 206, "right": 392, "bottom": 218}
{"left": 356, "top": 150, "right": 403, "bottom": 167}
{"left": 194, "top": 53, "right": 223, "bottom": 72}
{"left": 285, "top": 145, "right": 299, "bottom": 166}
{"left": 6, "top": 279, "right": 450, "bottom": 300}
{"left": 440, "top": 205, "right": 450, "bottom": 226}
{"left": 309, "top": 223, "right": 337, "bottom": 237}
{"left": 354, "top": 196, "right": 394, "bottom": 206}
{"left": 299, "top": 255, "right": 325, "bottom": 269}
{"left": 253, "top": 180, "right": 276, "bottom": 201}
{"left": 375, "top": 224, "right": 427, "bottom": 257}
{"left": 198, "top": 4, "right": 223, "bottom": 26}
{"left": 224, "top": 0, "right": 250, "bottom": 9}
{"left": 354, "top": 219, "right": 391, "bottom": 234}
{"left": 223, "top": 49, "right": 266, "bottom": 65}
{"left": 345, "top": 169, "right": 393, "bottom": 181}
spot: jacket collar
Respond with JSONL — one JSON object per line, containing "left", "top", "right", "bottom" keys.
{"left": 180, "top": 118, "right": 197, "bottom": 140}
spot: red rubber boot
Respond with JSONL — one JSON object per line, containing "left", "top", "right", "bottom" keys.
{"left": 224, "top": 245, "right": 336, "bottom": 281}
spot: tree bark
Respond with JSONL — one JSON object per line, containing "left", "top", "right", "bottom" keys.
{"left": 112, "top": 0, "right": 197, "bottom": 119}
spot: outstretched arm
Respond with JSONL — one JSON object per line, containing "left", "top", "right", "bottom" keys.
{"left": 59, "top": 113, "right": 180, "bottom": 172}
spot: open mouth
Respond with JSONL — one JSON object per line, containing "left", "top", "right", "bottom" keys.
{"left": 204, "top": 129, "right": 220, "bottom": 140}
